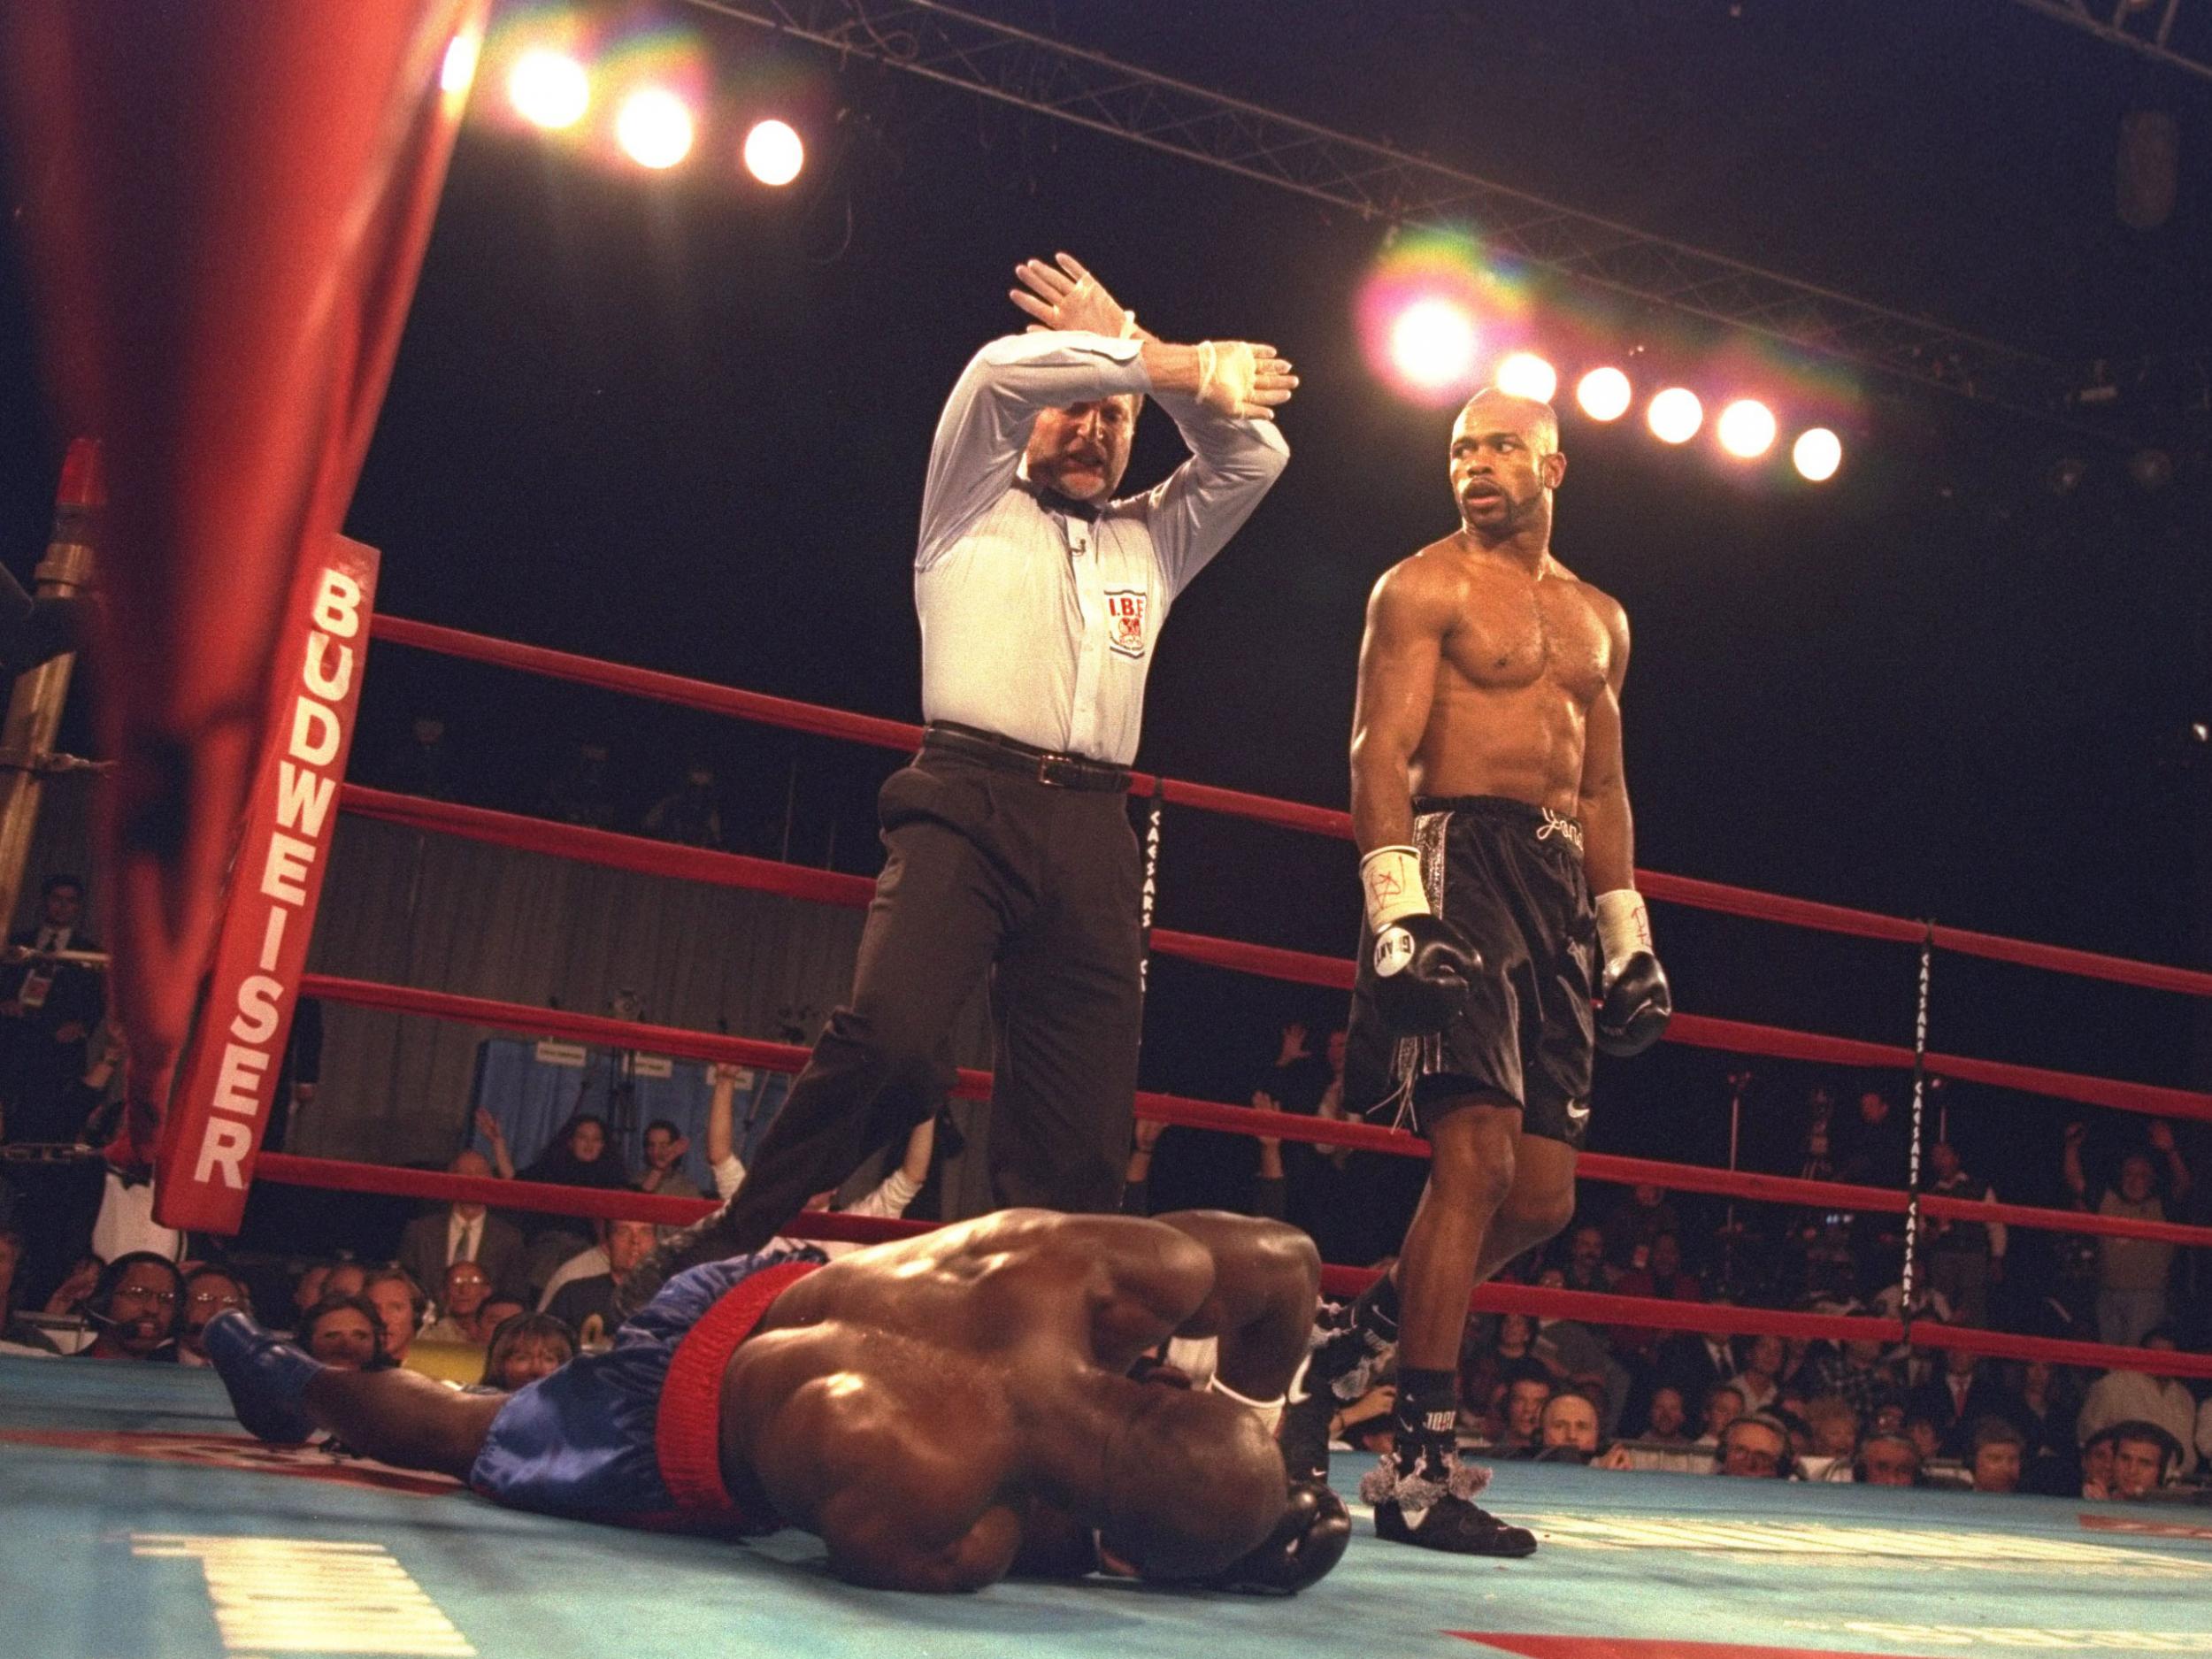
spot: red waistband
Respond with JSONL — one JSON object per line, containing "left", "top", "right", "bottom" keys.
{"left": 653, "top": 1260, "right": 821, "bottom": 1516}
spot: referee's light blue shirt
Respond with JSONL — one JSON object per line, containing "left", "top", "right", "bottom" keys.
{"left": 915, "top": 331, "right": 1289, "bottom": 765}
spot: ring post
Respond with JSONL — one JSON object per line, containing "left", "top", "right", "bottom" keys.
{"left": 0, "top": 439, "right": 100, "bottom": 931}
{"left": 153, "top": 535, "right": 381, "bottom": 1233}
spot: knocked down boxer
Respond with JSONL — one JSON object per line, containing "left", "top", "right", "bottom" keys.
{"left": 206, "top": 1208, "right": 1348, "bottom": 1594}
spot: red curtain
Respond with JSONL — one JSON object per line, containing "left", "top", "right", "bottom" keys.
{"left": 0, "top": 0, "right": 488, "bottom": 1157}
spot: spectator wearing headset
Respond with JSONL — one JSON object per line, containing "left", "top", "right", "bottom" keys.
{"left": 1716, "top": 1412, "right": 1796, "bottom": 1479}
{"left": 360, "top": 1267, "right": 428, "bottom": 1371}
{"left": 1532, "top": 1391, "right": 1602, "bottom": 1463}
{"left": 2084, "top": 1420, "right": 2185, "bottom": 1501}
{"left": 176, "top": 1266, "right": 250, "bottom": 1366}
{"left": 76, "top": 1252, "right": 183, "bottom": 1362}
{"left": 296, "top": 1294, "right": 388, "bottom": 1371}
{"left": 2076, "top": 1329, "right": 2198, "bottom": 1478}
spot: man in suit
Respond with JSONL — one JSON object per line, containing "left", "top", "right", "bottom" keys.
{"left": 0, "top": 873, "right": 105, "bottom": 1145}
{"left": 1907, "top": 1343, "right": 2019, "bottom": 1460}
{"left": 398, "top": 1149, "right": 525, "bottom": 1302}
{"left": 1653, "top": 1321, "right": 1738, "bottom": 1417}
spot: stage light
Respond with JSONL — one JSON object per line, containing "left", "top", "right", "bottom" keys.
{"left": 1647, "top": 388, "right": 1703, "bottom": 445}
{"left": 1356, "top": 227, "right": 1529, "bottom": 406}
{"left": 1575, "top": 367, "right": 1632, "bottom": 422}
{"left": 509, "top": 49, "right": 589, "bottom": 130}
{"left": 1717, "top": 398, "right": 1778, "bottom": 459}
{"left": 1494, "top": 352, "right": 1557, "bottom": 403}
{"left": 440, "top": 30, "right": 482, "bottom": 97}
{"left": 743, "top": 119, "right": 805, "bottom": 187}
{"left": 1388, "top": 298, "right": 1481, "bottom": 399}
{"left": 1793, "top": 426, "right": 1843, "bottom": 482}
{"left": 617, "top": 88, "right": 695, "bottom": 169}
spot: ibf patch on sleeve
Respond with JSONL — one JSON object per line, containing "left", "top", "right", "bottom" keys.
{"left": 1104, "top": 588, "right": 1148, "bottom": 658}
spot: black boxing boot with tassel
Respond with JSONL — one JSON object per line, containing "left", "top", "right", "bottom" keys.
{"left": 1359, "top": 1365, "right": 1535, "bottom": 1557}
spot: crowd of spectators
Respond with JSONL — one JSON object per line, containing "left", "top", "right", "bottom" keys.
{"left": 0, "top": 1014, "right": 933, "bottom": 1428}
{"left": 1123, "top": 1016, "right": 2212, "bottom": 1502}
{"left": 4, "top": 931, "right": 2208, "bottom": 1506}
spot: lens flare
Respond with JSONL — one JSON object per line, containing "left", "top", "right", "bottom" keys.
{"left": 441, "top": 31, "right": 482, "bottom": 97}
{"left": 1647, "top": 388, "right": 1704, "bottom": 444}
{"left": 1494, "top": 352, "right": 1558, "bottom": 403}
{"left": 743, "top": 119, "right": 805, "bottom": 186}
{"left": 1388, "top": 299, "right": 1481, "bottom": 397}
{"left": 1356, "top": 227, "right": 1533, "bottom": 406}
{"left": 616, "top": 87, "right": 695, "bottom": 169}
{"left": 509, "top": 49, "right": 589, "bottom": 129}
{"left": 1717, "top": 398, "right": 1778, "bottom": 459}
{"left": 1575, "top": 367, "right": 1632, "bottom": 421}
{"left": 1793, "top": 426, "right": 1843, "bottom": 481}
{"left": 592, "top": 23, "right": 710, "bottom": 168}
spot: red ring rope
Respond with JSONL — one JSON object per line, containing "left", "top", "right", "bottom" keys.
{"left": 295, "top": 971, "right": 2212, "bottom": 1253}
{"left": 368, "top": 614, "right": 2212, "bottom": 996}
{"left": 336, "top": 784, "right": 2212, "bottom": 1125}
{"left": 256, "top": 617, "right": 2212, "bottom": 1386}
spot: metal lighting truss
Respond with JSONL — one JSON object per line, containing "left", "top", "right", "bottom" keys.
{"left": 2006, "top": 0, "right": 2211, "bottom": 84}
{"left": 683, "top": 0, "right": 2205, "bottom": 437}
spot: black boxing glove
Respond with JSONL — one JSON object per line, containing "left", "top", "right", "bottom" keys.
{"left": 1594, "top": 888, "right": 1671, "bottom": 1056}
{"left": 1373, "top": 913, "right": 1479, "bottom": 1035}
{"left": 1199, "top": 1481, "right": 1352, "bottom": 1595}
{"left": 1361, "top": 844, "right": 1479, "bottom": 1036}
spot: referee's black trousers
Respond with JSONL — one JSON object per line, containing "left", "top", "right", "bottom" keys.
{"left": 698, "top": 740, "right": 1143, "bottom": 1256}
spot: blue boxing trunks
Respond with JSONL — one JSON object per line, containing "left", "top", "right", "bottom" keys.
{"left": 469, "top": 1247, "right": 825, "bottom": 1532}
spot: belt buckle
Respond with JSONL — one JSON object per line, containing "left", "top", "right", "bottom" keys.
{"left": 1037, "top": 754, "right": 1076, "bottom": 787}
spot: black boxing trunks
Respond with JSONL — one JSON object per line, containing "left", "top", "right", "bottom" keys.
{"left": 1345, "top": 796, "right": 1596, "bottom": 1148}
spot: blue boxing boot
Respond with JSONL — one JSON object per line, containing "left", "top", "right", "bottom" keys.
{"left": 202, "top": 1309, "right": 322, "bottom": 1444}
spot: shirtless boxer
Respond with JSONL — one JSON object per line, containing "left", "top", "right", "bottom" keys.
{"left": 204, "top": 1208, "right": 1348, "bottom": 1594}
{"left": 1285, "top": 388, "right": 1671, "bottom": 1555}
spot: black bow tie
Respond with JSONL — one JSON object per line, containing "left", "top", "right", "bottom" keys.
{"left": 1017, "top": 478, "right": 1102, "bottom": 522}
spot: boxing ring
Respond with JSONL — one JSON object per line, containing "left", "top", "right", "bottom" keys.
{"left": 10, "top": 1349, "right": 2212, "bottom": 1659}
{"left": 4, "top": 10, "right": 2207, "bottom": 1654}
{"left": 10, "top": 606, "right": 2212, "bottom": 1657}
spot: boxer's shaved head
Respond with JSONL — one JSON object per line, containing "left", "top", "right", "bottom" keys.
{"left": 1449, "top": 389, "right": 1565, "bottom": 542}
{"left": 1097, "top": 1385, "right": 1281, "bottom": 1578}
{"left": 1454, "top": 388, "right": 1558, "bottom": 457}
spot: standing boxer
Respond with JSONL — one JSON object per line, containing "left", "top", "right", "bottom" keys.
{"left": 1288, "top": 388, "right": 1671, "bottom": 1555}
{"left": 626, "top": 257, "right": 1294, "bottom": 1302}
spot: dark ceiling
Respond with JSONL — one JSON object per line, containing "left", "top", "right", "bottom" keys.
{"left": 1043, "top": 0, "right": 2212, "bottom": 368}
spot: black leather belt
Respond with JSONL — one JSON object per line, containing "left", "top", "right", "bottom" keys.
{"left": 923, "top": 723, "right": 1132, "bottom": 792}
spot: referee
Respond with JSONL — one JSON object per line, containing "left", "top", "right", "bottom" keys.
{"left": 629, "top": 255, "right": 1295, "bottom": 1290}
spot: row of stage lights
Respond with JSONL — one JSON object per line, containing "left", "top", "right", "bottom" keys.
{"left": 1380, "top": 273, "right": 1846, "bottom": 481}
{"left": 1522, "top": 352, "right": 1839, "bottom": 482}
{"left": 1391, "top": 305, "right": 1843, "bottom": 482}
{"left": 503, "top": 45, "right": 805, "bottom": 184}
{"left": 474, "top": 35, "right": 1841, "bottom": 484}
